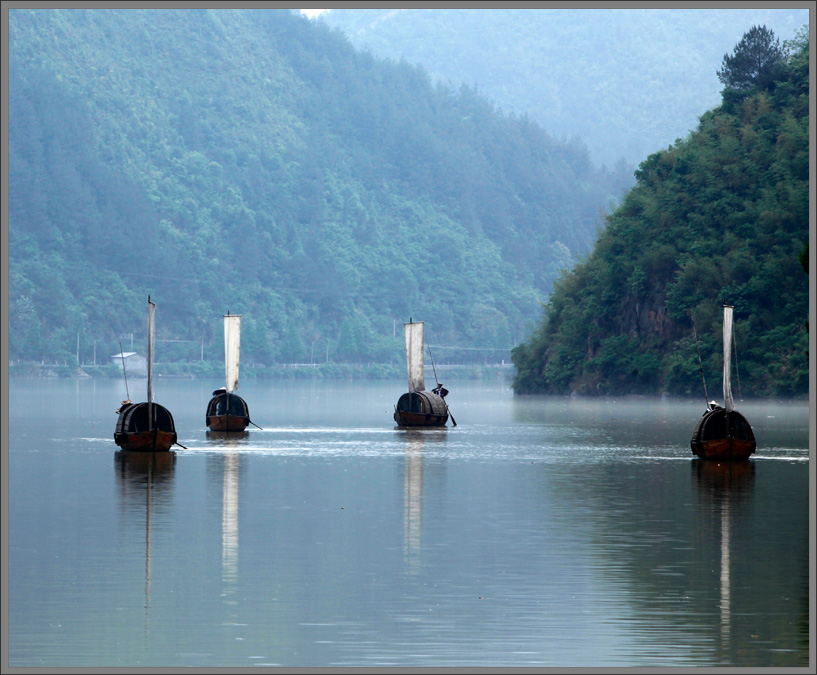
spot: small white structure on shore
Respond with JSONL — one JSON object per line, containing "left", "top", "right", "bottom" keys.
{"left": 111, "top": 352, "right": 147, "bottom": 377}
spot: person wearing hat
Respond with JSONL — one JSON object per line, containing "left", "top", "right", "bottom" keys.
{"left": 432, "top": 382, "right": 449, "bottom": 398}
{"left": 705, "top": 400, "right": 720, "bottom": 413}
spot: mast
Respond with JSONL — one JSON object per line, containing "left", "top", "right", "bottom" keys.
{"left": 722, "top": 304, "right": 734, "bottom": 413}
{"left": 147, "top": 296, "right": 155, "bottom": 429}
{"left": 404, "top": 320, "right": 425, "bottom": 393}
{"left": 224, "top": 312, "right": 241, "bottom": 393}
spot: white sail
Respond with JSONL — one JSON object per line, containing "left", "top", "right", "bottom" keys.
{"left": 147, "top": 297, "right": 155, "bottom": 405}
{"left": 723, "top": 304, "right": 734, "bottom": 412}
{"left": 404, "top": 320, "right": 425, "bottom": 393}
{"left": 224, "top": 313, "right": 241, "bottom": 393}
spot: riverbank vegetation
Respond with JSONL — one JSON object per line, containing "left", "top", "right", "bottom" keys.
{"left": 512, "top": 26, "right": 809, "bottom": 398}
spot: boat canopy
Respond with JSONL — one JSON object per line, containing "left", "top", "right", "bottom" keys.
{"left": 116, "top": 402, "right": 177, "bottom": 435}
{"left": 692, "top": 408, "right": 755, "bottom": 445}
{"left": 396, "top": 391, "right": 447, "bottom": 416}
{"left": 207, "top": 391, "right": 250, "bottom": 417}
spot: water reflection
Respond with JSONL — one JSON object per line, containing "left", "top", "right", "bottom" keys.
{"left": 395, "top": 429, "right": 449, "bottom": 574}
{"left": 691, "top": 459, "right": 756, "bottom": 499}
{"left": 691, "top": 459, "right": 756, "bottom": 660}
{"left": 113, "top": 450, "right": 177, "bottom": 640}
{"left": 206, "top": 430, "right": 250, "bottom": 443}
{"left": 400, "top": 431, "right": 426, "bottom": 573}
{"left": 222, "top": 449, "right": 240, "bottom": 593}
{"left": 204, "top": 449, "right": 245, "bottom": 604}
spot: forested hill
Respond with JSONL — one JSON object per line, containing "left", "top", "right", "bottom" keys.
{"left": 321, "top": 8, "right": 809, "bottom": 168}
{"left": 8, "top": 8, "right": 628, "bottom": 368}
{"left": 512, "top": 27, "right": 810, "bottom": 398}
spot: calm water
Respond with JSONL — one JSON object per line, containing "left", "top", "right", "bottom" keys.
{"left": 7, "top": 377, "right": 811, "bottom": 668}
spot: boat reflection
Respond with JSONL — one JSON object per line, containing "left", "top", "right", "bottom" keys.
{"left": 692, "top": 458, "right": 755, "bottom": 657}
{"left": 221, "top": 449, "right": 240, "bottom": 592}
{"left": 204, "top": 449, "right": 243, "bottom": 601}
{"left": 113, "top": 450, "right": 177, "bottom": 640}
{"left": 692, "top": 458, "right": 755, "bottom": 497}
{"left": 115, "top": 449, "right": 177, "bottom": 478}
{"left": 206, "top": 430, "right": 250, "bottom": 443}
{"left": 397, "top": 429, "right": 447, "bottom": 573}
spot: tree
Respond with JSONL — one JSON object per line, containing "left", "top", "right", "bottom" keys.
{"left": 717, "top": 25, "right": 785, "bottom": 93}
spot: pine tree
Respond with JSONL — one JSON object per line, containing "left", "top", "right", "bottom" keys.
{"left": 717, "top": 25, "right": 785, "bottom": 93}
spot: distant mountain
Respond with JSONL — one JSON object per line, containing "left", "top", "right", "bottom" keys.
{"left": 511, "top": 27, "right": 809, "bottom": 397}
{"left": 320, "top": 8, "right": 809, "bottom": 168}
{"left": 8, "top": 8, "right": 628, "bottom": 368}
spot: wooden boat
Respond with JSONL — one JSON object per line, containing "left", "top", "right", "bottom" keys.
{"left": 206, "top": 312, "right": 252, "bottom": 432}
{"left": 394, "top": 319, "right": 449, "bottom": 427}
{"left": 114, "top": 297, "right": 178, "bottom": 452}
{"left": 690, "top": 304, "right": 756, "bottom": 461}
{"left": 206, "top": 389, "right": 250, "bottom": 432}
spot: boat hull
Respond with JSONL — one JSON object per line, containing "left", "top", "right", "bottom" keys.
{"left": 115, "top": 428, "right": 177, "bottom": 452}
{"left": 691, "top": 436, "right": 756, "bottom": 461}
{"left": 691, "top": 408, "right": 756, "bottom": 461}
{"left": 206, "top": 414, "right": 250, "bottom": 432}
{"left": 393, "top": 410, "right": 449, "bottom": 427}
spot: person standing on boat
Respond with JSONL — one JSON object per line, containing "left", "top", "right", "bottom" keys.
{"left": 433, "top": 383, "right": 449, "bottom": 398}
{"left": 705, "top": 400, "right": 720, "bottom": 413}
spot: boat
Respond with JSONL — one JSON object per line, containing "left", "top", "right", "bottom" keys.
{"left": 206, "top": 312, "right": 252, "bottom": 432}
{"left": 690, "top": 304, "right": 756, "bottom": 461}
{"left": 393, "top": 319, "right": 449, "bottom": 427}
{"left": 114, "top": 297, "right": 179, "bottom": 452}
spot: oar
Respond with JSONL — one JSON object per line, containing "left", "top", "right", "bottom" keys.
{"left": 249, "top": 420, "right": 264, "bottom": 430}
{"left": 173, "top": 441, "right": 188, "bottom": 450}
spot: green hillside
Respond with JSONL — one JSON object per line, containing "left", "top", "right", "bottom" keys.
{"left": 321, "top": 8, "right": 809, "bottom": 168}
{"left": 511, "top": 27, "right": 809, "bottom": 398}
{"left": 8, "top": 8, "right": 627, "bottom": 370}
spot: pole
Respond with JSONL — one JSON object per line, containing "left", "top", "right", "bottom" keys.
{"left": 119, "top": 340, "right": 130, "bottom": 402}
{"left": 691, "top": 316, "right": 709, "bottom": 408}
{"left": 427, "top": 345, "right": 440, "bottom": 390}
{"left": 427, "top": 344, "right": 456, "bottom": 426}
{"left": 732, "top": 321, "right": 742, "bottom": 401}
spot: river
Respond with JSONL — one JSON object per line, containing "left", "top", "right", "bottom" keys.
{"left": 6, "top": 377, "right": 811, "bottom": 668}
